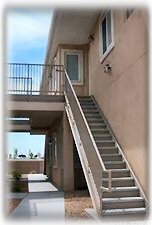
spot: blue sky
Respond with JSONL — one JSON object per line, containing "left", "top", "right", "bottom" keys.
{"left": 7, "top": 9, "right": 53, "bottom": 63}
{"left": 7, "top": 9, "right": 53, "bottom": 156}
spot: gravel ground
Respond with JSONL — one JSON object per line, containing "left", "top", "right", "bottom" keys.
{"left": 64, "top": 192, "right": 94, "bottom": 221}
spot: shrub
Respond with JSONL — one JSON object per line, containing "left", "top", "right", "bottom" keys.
{"left": 12, "top": 171, "right": 22, "bottom": 181}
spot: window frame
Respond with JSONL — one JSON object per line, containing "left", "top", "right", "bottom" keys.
{"left": 99, "top": 9, "right": 115, "bottom": 63}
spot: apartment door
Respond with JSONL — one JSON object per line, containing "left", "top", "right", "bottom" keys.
{"left": 62, "top": 49, "right": 84, "bottom": 85}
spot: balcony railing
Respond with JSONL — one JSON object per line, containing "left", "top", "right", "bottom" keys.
{"left": 7, "top": 63, "right": 64, "bottom": 95}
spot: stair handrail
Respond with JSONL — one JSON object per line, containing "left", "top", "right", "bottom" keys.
{"left": 91, "top": 96, "right": 149, "bottom": 206}
{"left": 64, "top": 68, "right": 112, "bottom": 192}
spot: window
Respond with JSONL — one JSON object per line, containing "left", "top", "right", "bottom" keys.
{"left": 126, "top": 8, "right": 134, "bottom": 19}
{"left": 67, "top": 54, "right": 79, "bottom": 81}
{"left": 100, "top": 10, "right": 114, "bottom": 62}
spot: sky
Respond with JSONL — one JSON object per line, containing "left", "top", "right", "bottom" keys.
{"left": 7, "top": 9, "right": 53, "bottom": 156}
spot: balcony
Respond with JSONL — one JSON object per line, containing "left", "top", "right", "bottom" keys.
{"left": 7, "top": 63, "right": 64, "bottom": 96}
{"left": 6, "top": 63, "right": 65, "bottom": 133}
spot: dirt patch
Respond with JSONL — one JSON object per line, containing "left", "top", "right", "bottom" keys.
{"left": 6, "top": 199, "right": 22, "bottom": 215}
{"left": 65, "top": 192, "right": 93, "bottom": 221}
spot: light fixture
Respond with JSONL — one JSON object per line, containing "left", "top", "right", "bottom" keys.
{"left": 104, "top": 63, "right": 112, "bottom": 73}
{"left": 88, "top": 33, "right": 95, "bottom": 43}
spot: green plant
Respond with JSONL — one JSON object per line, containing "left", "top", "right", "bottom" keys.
{"left": 11, "top": 185, "right": 21, "bottom": 192}
{"left": 13, "top": 148, "right": 18, "bottom": 159}
{"left": 12, "top": 171, "right": 22, "bottom": 181}
{"left": 28, "top": 150, "right": 34, "bottom": 159}
{"left": 11, "top": 171, "right": 22, "bottom": 193}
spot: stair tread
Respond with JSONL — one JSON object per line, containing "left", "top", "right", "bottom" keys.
{"left": 99, "top": 146, "right": 118, "bottom": 149}
{"left": 96, "top": 140, "right": 115, "bottom": 143}
{"left": 87, "top": 117, "right": 104, "bottom": 122}
{"left": 94, "top": 134, "right": 111, "bottom": 137}
{"left": 102, "top": 186, "right": 139, "bottom": 192}
{"left": 102, "top": 177, "right": 134, "bottom": 181}
{"left": 103, "top": 197, "right": 143, "bottom": 203}
{"left": 109, "top": 169, "right": 129, "bottom": 171}
{"left": 87, "top": 122, "right": 105, "bottom": 125}
{"left": 104, "top": 161, "right": 125, "bottom": 164}
{"left": 101, "top": 153, "right": 121, "bottom": 156}
{"left": 102, "top": 207, "right": 146, "bottom": 215}
{"left": 105, "top": 169, "right": 129, "bottom": 173}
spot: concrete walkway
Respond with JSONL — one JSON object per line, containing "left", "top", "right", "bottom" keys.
{"left": 9, "top": 174, "right": 65, "bottom": 221}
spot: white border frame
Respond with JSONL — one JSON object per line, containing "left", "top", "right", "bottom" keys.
{"left": 61, "top": 49, "right": 84, "bottom": 85}
{"left": 99, "top": 9, "right": 115, "bottom": 63}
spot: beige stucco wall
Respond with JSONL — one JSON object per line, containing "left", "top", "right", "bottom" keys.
{"left": 44, "top": 113, "right": 74, "bottom": 192}
{"left": 7, "top": 159, "right": 44, "bottom": 174}
{"left": 89, "top": 9, "right": 148, "bottom": 196}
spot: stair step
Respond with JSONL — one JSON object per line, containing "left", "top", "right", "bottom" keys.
{"left": 101, "top": 154, "right": 122, "bottom": 161}
{"left": 93, "top": 133, "right": 111, "bottom": 137}
{"left": 102, "top": 197, "right": 145, "bottom": 210}
{"left": 102, "top": 186, "right": 140, "bottom": 198}
{"left": 96, "top": 140, "right": 115, "bottom": 147}
{"left": 83, "top": 109, "right": 99, "bottom": 113}
{"left": 99, "top": 147, "right": 119, "bottom": 154}
{"left": 86, "top": 118, "right": 104, "bottom": 123}
{"left": 91, "top": 127, "right": 108, "bottom": 131}
{"left": 79, "top": 102, "right": 95, "bottom": 106}
{"left": 91, "top": 129, "right": 110, "bottom": 135}
{"left": 103, "top": 169, "right": 130, "bottom": 178}
{"left": 78, "top": 96, "right": 92, "bottom": 100}
{"left": 88, "top": 121, "right": 106, "bottom": 127}
{"left": 102, "top": 177, "right": 135, "bottom": 187}
{"left": 85, "top": 115, "right": 101, "bottom": 120}
{"left": 81, "top": 105, "right": 97, "bottom": 109}
{"left": 102, "top": 207, "right": 146, "bottom": 216}
{"left": 84, "top": 111, "right": 100, "bottom": 116}
{"left": 104, "top": 161, "right": 126, "bottom": 169}
{"left": 94, "top": 135, "right": 112, "bottom": 141}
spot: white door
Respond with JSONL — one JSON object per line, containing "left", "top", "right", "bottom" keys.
{"left": 62, "top": 49, "right": 83, "bottom": 85}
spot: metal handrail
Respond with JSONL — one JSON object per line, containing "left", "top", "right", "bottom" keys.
{"left": 91, "top": 96, "right": 148, "bottom": 204}
{"left": 7, "top": 63, "right": 64, "bottom": 95}
{"left": 64, "top": 68, "right": 112, "bottom": 214}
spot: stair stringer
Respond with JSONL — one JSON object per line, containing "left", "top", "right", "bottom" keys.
{"left": 91, "top": 96, "right": 149, "bottom": 211}
{"left": 65, "top": 104, "right": 102, "bottom": 216}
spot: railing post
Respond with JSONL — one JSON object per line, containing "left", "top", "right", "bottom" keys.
{"left": 108, "top": 170, "right": 112, "bottom": 191}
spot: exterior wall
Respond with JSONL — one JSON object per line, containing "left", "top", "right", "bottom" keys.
{"left": 7, "top": 159, "right": 44, "bottom": 174}
{"left": 46, "top": 116, "right": 64, "bottom": 188}
{"left": 89, "top": 9, "right": 148, "bottom": 196}
{"left": 62, "top": 112, "right": 74, "bottom": 191}
{"left": 55, "top": 44, "right": 89, "bottom": 96}
{"left": 44, "top": 111, "right": 88, "bottom": 192}
{"left": 45, "top": 113, "right": 74, "bottom": 192}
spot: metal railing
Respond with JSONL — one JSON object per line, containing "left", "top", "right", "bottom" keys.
{"left": 64, "top": 68, "right": 112, "bottom": 216}
{"left": 7, "top": 63, "right": 64, "bottom": 95}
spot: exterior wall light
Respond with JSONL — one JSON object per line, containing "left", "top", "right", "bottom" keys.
{"left": 104, "top": 63, "right": 112, "bottom": 73}
{"left": 88, "top": 33, "right": 95, "bottom": 43}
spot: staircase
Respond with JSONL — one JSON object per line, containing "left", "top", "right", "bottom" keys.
{"left": 78, "top": 96, "right": 147, "bottom": 217}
